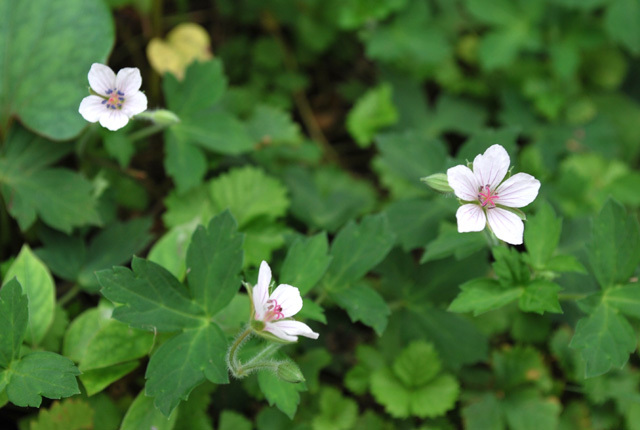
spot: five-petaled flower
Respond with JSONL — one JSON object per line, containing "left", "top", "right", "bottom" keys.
{"left": 251, "top": 261, "right": 319, "bottom": 342}
{"left": 447, "top": 144, "right": 540, "bottom": 245}
{"left": 79, "top": 63, "right": 148, "bottom": 131}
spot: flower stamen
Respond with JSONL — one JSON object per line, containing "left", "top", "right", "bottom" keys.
{"left": 265, "top": 299, "right": 284, "bottom": 321}
{"left": 478, "top": 184, "right": 498, "bottom": 208}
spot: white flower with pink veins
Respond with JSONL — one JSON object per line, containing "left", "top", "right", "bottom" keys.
{"left": 447, "top": 144, "right": 540, "bottom": 245}
{"left": 79, "top": 63, "right": 148, "bottom": 131}
{"left": 252, "top": 261, "right": 319, "bottom": 342}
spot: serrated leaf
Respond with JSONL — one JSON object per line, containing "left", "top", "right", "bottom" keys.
{"left": 392, "top": 341, "right": 441, "bottom": 388}
{"left": 503, "top": 390, "right": 561, "bottom": 430}
{"left": 97, "top": 257, "right": 206, "bottom": 332}
{"left": 3, "top": 245, "right": 55, "bottom": 345}
{"left": 187, "top": 211, "right": 244, "bottom": 316}
{"left": 462, "top": 394, "right": 504, "bottom": 430}
{"left": 257, "top": 370, "right": 304, "bottom": 419}
{"left": 604, "top": 284, "right": 640, "bottom": 319}
{"left": 145, "top": 324, "right": 228, "bottom": 416}
{"left": 5, "top": 351, "right": 80, "bottom": 407}
{"left": 280, "top": 233, "right": 332, "bottom": 295}
{"left": 80, "top": 361, "right": 140, "bottom": 397}
{"left": 519, "top": 280, "right": 563, "bottom": 315}
{"left": 346, "top": 84, "right": 398, "bottom": 147}
{"left": 410, "top": 374, "right": 459, "bottom": 418}
{"left": 524, "top": 203, "right": 562, "bottom": 269}
{"left": 121, "top": 390, "right": 178, "bottom": 430}
{"left": 0, "top": 279, "right": 28, "bottom": 367}
{"left": 0, "top": 0, "right": 113, "bottom": 139}
{"left": 448, "top": 278, "right": 523, "bottom": 316}
{"left": 588, "top": 199, "right": 640, "bottom": 289}
{"left": 492, "top": 247, "right": 530, "bottom": 287}
{"left": 30, "top": 398, "right": 94, "bottom": 430}
{"left": 313, "top": 386, "right": 359, "bottom": 430}
{"left": 570, "top": 304, "right": 637, "bottom": 377}
{"left": 323, "top": 214, "right": 395, "bottom": 291}
{"left": 330, "top": 283, "right": 390, "bottom": 335}
{"left": 246, "top": 104, "right": 302, "bottom": 146}
{"left": 492, "top": 346, "right": 551, "bottom": 391}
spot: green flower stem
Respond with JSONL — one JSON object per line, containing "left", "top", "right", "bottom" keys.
{"left": 227, "top": 327, "right": 283, "bottom": 378}
{"left": 127, "top": 123, "right": 168, "bottom": 142}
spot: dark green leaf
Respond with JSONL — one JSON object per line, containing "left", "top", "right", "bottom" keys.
{"left": 257, "top": 370, "right": 304, "bottom": 419}
{"left": 604, "top": 284, "right": 640, "bottom": 319}
{"left": 120, "top": 390, "right": 178, "bottom": 430}
{"left": 384, "top": 199, "right": 455, "bottom": 252}
{"left": 375, "top": 132, "right": 447, "bottom": 184}
{"left": 30, "top": 398, "right": 94, "bottom": 430}
{"left": 187, "top": 211, "right": 244, "bottom": 316}
{"left": 421, "top": 224, "right": 486, "bottom": 263}
{"left": 492, "top": 247, "right": 530, "bottom": 287}
{"left": 280, "top": 233, "right": 332, "bottom": 295}
{"left": 246, "top": 104, "right": 302, "bottom": 146}
{"left": 80, "top": 361, "right": 140, "bottom": 397}
{"left": 449, "top": 278, "right": 523, "bottom": 316}
{"left": 462, "top": 394, "right": 505, "bottom": 430}
{"left": 605, "top": 0, "right": 640, "bottom": 55}
{"left": 524, "top": 202, "right": 562, "bottom": 269}
{"left": 503, "top": 390, "right": 561, "bottom": 430}
{"left": 164, "top": 133, "right": 207, "bottom": 194}
{"left": 519, "top": 280, "right": 563, "bottom": 315}
{"left": 0, "top": 280, "right": 28, "bottom": 367}
{"left": 330, "top": 283, "right": 390, "bottom": 335}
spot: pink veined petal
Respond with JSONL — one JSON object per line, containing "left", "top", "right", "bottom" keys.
{"left": 116, "top": 67, "right": 143, "bottom": 95}
{"left": 447, "top": 165, "right": 480, "bottom": 201}
{"left": 122, "top": 91, "right": 147, "bottom": 117}
{"left": 486, "top": 207, "right": 524, "bottom": 245}
{"left": 253, "top": 261, "right": 272, "bottom": 320}
{"left": 269, "top": 284, "right": 303, "bottom": 318}
{"left": 495, "top": 172, "right": 540, "bottom": 208}
{"left": 472, "top": 144, "right": 510, "bottom": 190}
{"left": 456, "top": 204, "right": 487, "bottom": 233}
{"left": 98, "top": 109, "right": 130, "bottom": 131}
{"left": 78, "top": 95, "right": 106, "bottom": 123}
{"left": 266, "top": 320, "right": 319, "bottom": 342}
{"left": 88, "top": 63, "right": 116, "bottom": 97}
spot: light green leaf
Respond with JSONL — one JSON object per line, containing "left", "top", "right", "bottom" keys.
{"left": 492, "top": 247, "right": 530, "bottom": 288}
{"left": 0, "top": 127, "right": 101, "bottom": 232}
{"left": 145, "top": 324, "right": 228, "bottom": 416}
{"left": 164, "top": 133, "right": 207, "bottom": 194}
{"left": 346, "top": 83, "right": 398, "bottom": 147}
{"left": 524, "top": 203, "right": 562, "bottom": 269}
{"left": 410, "top": 374, "right": 459, "bottom": 418}
{"left": 187, "top": 211, "right": 244, "bottom": 316}
{"left": 80, "top": 361, "right": 140, "bottom": 397}
{"left": 392, "top": 341, "right": 441, "bottom": 388}
{"left": 465, "top": 0, "right": 519, "bottom": 25}
{"left": 148, "top": 221, "right": 198, "bottom": 280}
{"left": 503, "top": 390, "right": 561, "bottom": 430}
{"left": 448, "top": 278, "right": 523, "bottom": 316}
{"left": 30, "top": 398, "right": 94, "bottom": 430}
{"left": 519, "top": 280, "right": 563, "bottom": 315}
{"left": 62, "top": 303, "right": 110, "bottom": 363}
{"left": 121, "top": 390, "right": 178, "bottom": 430}
{"left": 588, "top": 199, "right": 640, "bottom": 289}
{"left": 3, "top": 245, "right": 55, "bottom": 345}
{"left": 478, "top": 29, "right": 524, "bottom": 70}
{"left": 174, "top": 383, "right": 214, "bottom": 430}
{"left": 5, "top": 351, "right": 80, "bottom": 407}
{"left": 257, "top": 369, "right": 304, "bottom": 419}
{"left": 97, "top": 257, "right": 206, "bottom": 332}
{"left": 312, "top": 386, "right": 359, "bottom": 430}
{"left": 0, "top": 280, "right": 28, "bottom": 367}
{"left": 280, "top": 233, "right": 332, "bottom": 295}
{"left": 330, "top": 283, "right": 390, "bottom": 335}
{"left": 246, "top": 104, "right": 302, "bottom": 146}
{"left": 164, "top": 60, "right": 226, "bottom": 115}
{"left": 570, "top": 304, "right": 637, "bottom": 377}
{"left": 370, "top": 368, "right": 411, "bottom": 418}
{"left": 323, "top": 214, "right": 396, "bottom": 291}
{"left": 0, "top": 0, "right": 113, "bottom": 139}
{"left": 545, "top": 254, "right": 586, "bottom": 274}
{"left": 604, "top": 284, "right": 640, "bottom": 319}
{"left": 219, "top": 410, "right": 252, "bottom": 430}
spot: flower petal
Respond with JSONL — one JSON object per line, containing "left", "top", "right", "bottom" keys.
{"left": 116, "top": 67, "right": 143, "bottom": 95}
{"left": 88, "top": 63, "right": 116, "bottom": 97}
{"left": 269, "top": 284, "right": 303, "bottom": 318}
{"left": 253, "top": 261, "right": 272, "bottom": 320}
{"left": 486, "top": 207, "right": 524, "bottom": 245}
{"left": 266, "top": 320, "right": 319, "bottom": 342}
{"left": 98, "top": 109, "right": 130, "bottom": 131}
{"left": 447, "top": 165, "right": 480, "bottom": 201}
{"left": 123, "top": 91, "right": 148, "bottom": 117}
{"left": 495, "top": 172, "right": 540, "bottom": 208}
{"left": 472, "top": 144, "right": 510, "bottom": 190}
{"left": 78, "top": 95, "right": 106, "bottom": 123}
{"left": 456, "top": 204, "right": 486, "bottom": 233}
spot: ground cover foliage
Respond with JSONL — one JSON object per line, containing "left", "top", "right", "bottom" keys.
{"left": 1, "top": 0, "right": 640, "bottom": 428}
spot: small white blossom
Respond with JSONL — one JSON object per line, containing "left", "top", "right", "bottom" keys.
{"left": 447, "top": 144, "right": 540, "bottom": 245}
{"left": 79, "top": 63, "right": 148, "bottom": 131}
{"left": 252, "top": 261, "right": 319, "bottom": 342}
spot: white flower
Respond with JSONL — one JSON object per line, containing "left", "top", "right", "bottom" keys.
{"left": 252, "top": 261, "right": 319, "bottom": 342}
{"left": 78, "top": 63, "right": 148, "bottom": 131}
{"left": 447, "top": 144, "right": 540, "bottom": 245}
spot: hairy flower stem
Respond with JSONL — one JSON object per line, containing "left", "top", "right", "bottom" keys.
{"left": 226, "top": 327, "right": 282, "bottom": 378}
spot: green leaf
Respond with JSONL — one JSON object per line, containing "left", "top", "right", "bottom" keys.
{"left": 605, "top": 0, "right": 640, "bottom": 55}
{"left": 5, "top": 351, "right": 80, "bottom": 407}
{"left": 121, "top": 390, "right": 178, "bottom": 430}
{"left": 448, "top": 278, "right": 523, "bottom": 316}
{"left": 519, "top": 280, "right": 563, "bottom": 315}
{"left": 246, "top": 104, "right": 302, "bottom": 146}
{"left": 30, "top": 398, "right": 94, "bottom": 430}
{"left": 0, "top": 279, "right": 28, "bottom": 367}
{"left": 503, "top": 390, "right": 561, "bottom": 430}
{"left": 338, "top": 0, "right": 408, "bottom": 29}
{"left": 323, "top": 214, "right": 396, "bottom": 291}
{"left": 174, "top": 383, "right": 214, "bottom": 430}
{"left": 145, "top": 324, "right": 229, "bottom": 416}
{"left": 164, "top": 133, "right": 207, "bottom": 194}
{"left": 492, "top": 346, "right": 552, "bottom": 391}
{"left": 330, "top": 283, "right": 390, "bottom": 335}
{"left": 187, "top": 211, "right": 244, "bottom": 316}
{"left": 570, "top": 304, "right": 637, "bottom": 377}
{"left": 312, "top": 386, "right": 359, "bottom": 430}
{"left": 604, "top": 284, "right": 640, "bottom": 319}
{"left": 0, "top": 127, "right": 101, "bottom": 232}
{"left": 80, "top": 361, "right": 140, "bottom": 397}
{"left": 385, "top": 199, "right": 455, "bottom": 252}
{"left": 524, "top": 203, "right": 562, "bottom": 269}
{"left": 97, "top": 257, "right": 206, "bottom": 332}
{"left": 392, "top": 341, "right": 441, "bottom": 388}
{"left": 257, "top": 370, "right": 304, "bottom": 419}
{"left": 346, "top": 83, "right": 398, "bottom": 147}
{"left": 545, "top": 254, "right": 586, "bottom": 274}
{"left": 421, "top": 224, "right": 486, "bottom": 263}
{"left": 462, "top": 394, "right": 504, "bottom": 430}
{"left": 492, "top": 247, "right": 530, "bottom": 287}
{"left": 588, "top": 199, "right": 640, "bottom": 289}
{"left": 219, "top": 410, "right": 252, "bottom": 430}
{"left": 0, "top": 0, "right": 113, "bottom": 139}
{"left": 3, "top": 245, "right": 54, "bottom": 345}
{"left": 148, "top": 222, "right": 198, "bottom": 280}
{"left": 280, "top": 233, "right": 332, "bottom": 295}
{"left": 62, "top": 303, "right": 110, "bottom": 363}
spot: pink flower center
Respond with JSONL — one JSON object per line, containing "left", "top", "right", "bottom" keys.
{"left": 264, "top": 299, "right": 284, "bottom": 322}
{"left": 102, "top": 88, "right": 125, "bottom": 110}
{"left": 478, "top": 184, "right": 499, "bottom": 208}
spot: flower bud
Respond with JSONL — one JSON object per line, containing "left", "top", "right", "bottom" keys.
{"left": 136, "top": 109, "right": 181, "bottom": 125}
{"left": 421, "top": 173, "right": 454, "bottom": 193}
{"left": 276, "top": 361, "right": 305, "bottom": 383}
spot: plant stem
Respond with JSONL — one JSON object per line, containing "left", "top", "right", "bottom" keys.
{"left": 128, "top": 123, "right": 168, "bottom": 142}
{"left": 58, "top": 285, "right": 81, "bottom": 307}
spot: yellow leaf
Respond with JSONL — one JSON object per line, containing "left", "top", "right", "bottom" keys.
{"left": 147, "top": 23, "right": 212, "bottom": 80}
